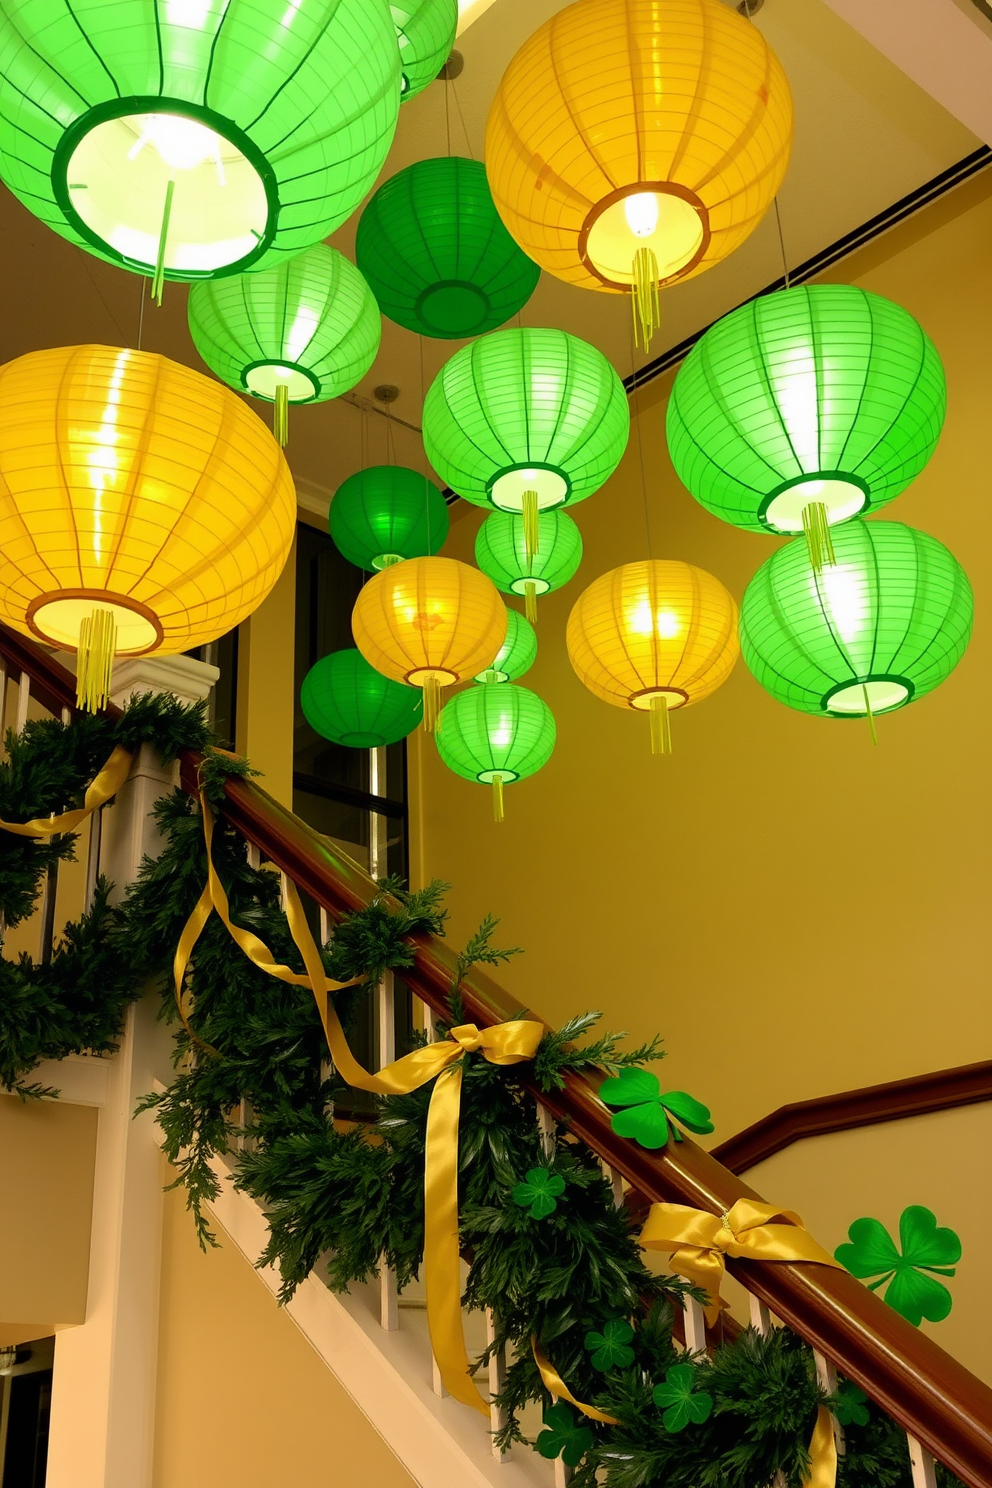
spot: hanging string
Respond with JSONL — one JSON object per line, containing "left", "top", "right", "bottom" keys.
{"left": 630, "top": 324, "right": 653, "bottom": 561}
{"left": 137, "top": 275, "right": 146, "bottom": 352}
{"left": 444, "top": 70, "right": 452, "bottom": 158}
{"left": 419, "top": 334, "right": 432, "bottom": 555}
{"left": 773, "top": 199, "right": 791, "bottom": 290}
{"left": 450, "top": 78, "right": 476, "bottom": 161}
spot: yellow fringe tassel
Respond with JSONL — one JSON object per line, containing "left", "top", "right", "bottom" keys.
{"left": 521, "top": 489, "right": 540, "bottom": 563}
{"left": 151, "top": 179, "right": 175, "bottom": 307}
{"left": 801, "top": 501, "right": 837, "bottom": 573}
{"left": 523, "top": 580, "right": 538, "bottom": 625}
{"left": 649, "top": 694, "right": 672, "bottom": 756}
{"left": 422, "top": 674, "right": 442, "bottom": 734}
{"left": 631, "top": 246, "right": 660, "bottom": 352}
{"left": 76, "top": 608, "right": 117, "bottom": 714}
{"left": 492, "top": 774, "right": 504, "bottom": 823}
{"left": 274, "top": 382, "right": 289, "bottom": 447}
{"left": 862, "top": 684, "right": 878, "bottom": 747}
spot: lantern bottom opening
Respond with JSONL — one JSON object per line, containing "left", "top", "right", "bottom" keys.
{"left": 406, "top": 666, "right": 457, "bottom": 686}
{"left": 489, "top": 465, "right": 568, "bottom": 513}
{"left": 56, "top": 100, "right": 275, "bottom": 278}
{"left": 244, "top": 361, "right": 320, "bottom": 402}
{"left": 762, "top": 476, "right": 868, "bottom": 533}
{"left": 416, "top": 281, "right": 491, "bottom": 338}
{"left": 581, "top": 186, "right": 707, "bottom": 288}
{"left": 475, "top": 767, "right": 519, "bottom": 784}
{"left": 28, "top": 593, "right": 161, "bottom": 655}
{"left": 629, "top": 687, "right": 688, "bottom": 712}
{"left": 824, "top": 677, "right": 912, "bottom": 716}
{"left": 475, "top": 666, "right": 510, "bottom": 683}
{"left": 509, "top": 576, "right": 550, "bottom": 597}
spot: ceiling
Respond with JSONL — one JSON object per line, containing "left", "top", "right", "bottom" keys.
{"left": 0, "top": 0, "right": 980, "bottom": 515}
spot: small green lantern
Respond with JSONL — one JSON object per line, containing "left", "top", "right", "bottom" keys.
{"left": 0, "top": 0, "right": 400, "bottom": 293}
{"left": 475, "top": 510, "right": 583, "bottom": 621}
{"left": 422, "top": 327, "right": 628, "bottom": 561}
{"left": 667, "top": 286, "right": 947, "bottom": 569}
{"left": 739, "top": 520, "right": 972, "bottom": 730}
{"left": 329, "top": 466, "right": 450, "bottom": 571}
{"left": 356, "top": 157, "right": 540, "bottom": 338}
{"left": 188, "top": 245, "right": 380, "bottom": 445}
{"left": 301, "top": 649, "right": 422, "bottom": 748}
{"left": 436, "top": 682, "right": 555, "bottom": 820}
{"left": 474, "top": 609, "right": 537, "bottom": 683}
{"left": 393, "top": 0, "right": 458, "bottom": 100}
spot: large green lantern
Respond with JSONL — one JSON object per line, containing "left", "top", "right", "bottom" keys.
{"left": 475, "top": 510, "right": 583, "bottom": 622}
{"left": 393, "top": 0, "right": 458, "bottom": 100}
{"left": 422, "top": 327, "right": 628, "bottom": 559}
{"left": 188, "top": 245, "right": 380, "bottom": 444}
{"left": 437, "top": 682, "right": 555, "bottom": 820}
{"left": 0, "top": 0, "right": 400, "bottom": 289}
{"left": 474, "top": 609, "right": 537, "bottom": 683}
{"left": 356, "top": 158, "right": 540, "bottom": 338}
{"left": 667, "top": 286, "right": 946, "bottom": 566}
{"left": 301, "top": 649, "right": 422, "bottom": 747}
{"left": 329, "top": 466, "right": 449, "bottom": 571}
{"left": 739, "top": 520, "right": 972, "bottom": 726}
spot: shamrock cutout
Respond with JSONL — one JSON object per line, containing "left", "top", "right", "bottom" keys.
{"left": 652, "top": 1364, "right": 714, "bottom": 1432}
{"left": 535, "top": 1403, "right": 594, "bottom": 1467}
{"left": 584, "top": 1318, "right": 635, "bottom": 1372}
{"left": 511, "top": 1167, "right": 566, "bottom": 1220}
{"left": 834, "top": 1206, "right": 961, "bottom": 1326}
{"left": 598, "top": 1067, "right": 714, "bottom": 1150}
{"left": 831, "top": 1382, "right": 870, "bottom": 1428}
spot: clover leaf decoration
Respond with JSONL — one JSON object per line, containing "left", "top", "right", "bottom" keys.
{"left": 831, "top": 1382, "right": 870, "bottom": 1428}
{"left": 651, "top": 1364, "right": 714, "bottom": 1432}
{"left": 834, "top": 1206, "right": 962, "bottom": 1326}
{"left": 584, "top": 1318, "right": 635, "bottom": 1372}
{"left": 511, "top": 1167, "right": 566, "bottom": 1220}
{"left": 598, "top": 1067, "right": 714, "bottom": 1150}
{"left": 535, "top": 1403, "right": 594, "bottom": 1467}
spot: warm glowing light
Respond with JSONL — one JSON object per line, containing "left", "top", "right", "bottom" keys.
{"left": 624, "top": 192, "right": 659, "bottom": 239}
{"left": 129, "top": 114, "right": 224, "bottom": 172}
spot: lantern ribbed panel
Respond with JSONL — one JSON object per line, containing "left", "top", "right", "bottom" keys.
{"left": 393, "top": 0, "right": 458, "bottom": 100}
{"left": 485, "top": 0, "right": 792, "bottom": 293}
{"left": 329, "top": 467, "right": 449, "bottom": 571}
{"left": 475, "top": 510, "right": 583, "bottom": 596}
{"left": 475, "top": 608, "right": 538, "bottom": 682}
{"left": 356, "top": 158, "right": 540, "bottom": 338}
{"left": 422, "top": 328, "right": 629, "bottom": 509}
{"left": 301, "top": 649, "right": 422, "bottom": 747}
{"left": 352, "top": 555, "right": 506, "bottom": 684}
{"left": 566, "top": 560, "right": 739, "bottom": 708}
{"left": 0, "top": 344, "right": 295, "bottom": 655}
{"left": 437, "top": 682, "right": 556, "bottom": 783}
{"left": 0, "top": 0, "right": 399, "bottom": 279}
{"left": 187, "top": 245, "right": 380, "bottom": 404}
{"left": 739, "top": 521, "right": 973, "bottom": 717}
{"left": 667, "top": 286, "right": 948, "bottom": 533}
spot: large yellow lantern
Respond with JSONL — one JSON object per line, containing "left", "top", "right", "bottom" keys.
{"left": 0, "top": 344, "right": 295, "bottom": 709}
{"left": 352, "top": 556, "right": 506, "bottom": 731}
{"left": 485, "top": 0, "right": 793, "bottom": 345}
{"left": 566, "top": 560, "right": 739, "bottom": 752}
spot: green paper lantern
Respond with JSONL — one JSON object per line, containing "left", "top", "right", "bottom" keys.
{"left": 436, "top": 681, "right": 555, "bottom": 820}
{"left": 475, "top": 510, "right": 583, "bottom": 621}
{"left": 188, "top": 245, "right": 380, "bottom": 420}
{"left": 393, "top": 0, "right": 458, "bottom": 100}
{"left": 329, "top": 466, "right": 450, "bottom": 571}
{"left": 301, "top": 649, "right": 422, "bottom": 748}
{"left": 422, "top": 327, "right": 629, "bottom": 517}
{"left": 0, "top": 0, "right": 400, "bottom": 284}
{"left": 667, "top": 285, "right": 946, "bottom": 537}
{"left": 474, "top": 608, "right": 537, "bottom": 683}
{"left": 356, "top": 157, "right": 540, "bottom": 338}
{"left": 739, "top": 520, "right": 973, "bottom": 719}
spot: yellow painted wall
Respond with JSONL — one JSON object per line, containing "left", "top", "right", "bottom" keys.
{"left": 235, "top": 534, "right": 298, "bottom": 808}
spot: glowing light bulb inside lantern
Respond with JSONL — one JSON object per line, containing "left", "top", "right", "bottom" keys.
{"left": 624, "top": 195, "right": 661, "bottom": 351}
{"left": 624, "top": 193, "right": 659, "bottom": 240}
{"left": 129, "top": 114, "right": 225, "bottom": 175}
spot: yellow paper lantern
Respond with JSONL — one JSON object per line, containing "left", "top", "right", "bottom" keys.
{"left": 0, "top": 344, "right": 295, "bottom": 708}
{"left": 485, "top": 0, "right": 793, "bottom": 344}
{"left": 566, "top": 560, "right": 739, "bottom": 752}
{"left": 351, "top": 556, "right": 506, "bottom": 730}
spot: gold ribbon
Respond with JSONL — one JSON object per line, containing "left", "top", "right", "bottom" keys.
{"left": 532, "top": 1338, "right": 620, "bottom": 1424}
{"left": 807, "top": 1406, "right": 838, "bottom": 1488}
{"left": 0, "top": 744, "right": 133, "bottom": 837}
{"left": 639, "top": 1199, "right": 843, "bottom": 1326}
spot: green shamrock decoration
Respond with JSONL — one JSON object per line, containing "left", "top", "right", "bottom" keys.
{"left": 535, "top": 1403, "right": 594, "bottom": 1467}
{"left": 831, "top": 1382, "right": 870, "bottom": 1428}
{"left": 598, "top": 1067, "right": 714, "bottom": 1150}
{"left": 652, "top": 1364, "right": 714, "bottom": 1432}
{"left": 584, "top": 1318, "right": 635, "bottom": 1372}
{"left": 511, "top": 1167, "right": 566, "bottom": 1219}
{"left": 834, "top": 1206, "right": 962, "bottom": 1326}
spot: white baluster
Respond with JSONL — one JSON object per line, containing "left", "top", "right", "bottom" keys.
{"left": 61, "top": 706, "right": 72, "bottom": 725}
{"left": 15, "top": 670, "right": 30, "bottom": 733}
{"left": 682, "top": 1295, "right": 707, "bottom": 1355}
{"left": 378, "top": 969, "right": 399, "bottom": 1331}
{"left": 536, "top": 1099, "right": 556, "bottom": 1158}
{"left": 431, "top": 1355, "right": 448, "bottom": 1399}
{"left": 246, "top": 841, "right": 261, "bottom": 871}
{"left": 907, "top": 1435, "right": 938, "bottom": 1488}
{"left": 749, "top": 1293, "right": 772, "bottom": 1334}
{"left": 319, "top": 905, "right": 330, "bottom": 945}
{"left": 485, "top": 1307, "right": 509, "bottom": 1461}
{"left": 84, "top": 806, "right": 104, "bottom": 914}
{"left": 599, "top": 1157, "right": 624, "bottom": 1207}
{"left": 814, "top": 1352, "right": 844, "bottom": 1456}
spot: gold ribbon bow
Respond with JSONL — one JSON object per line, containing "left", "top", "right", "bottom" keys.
{"left": 0, "top": 744, "right": 133, "bottom": 837}
{"left": 178, "top": 795, "right": 544, "bottom": 1414}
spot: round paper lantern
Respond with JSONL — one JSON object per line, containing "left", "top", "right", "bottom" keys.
{"left": 301, "top": 649, "right": 422, "bottom": 747}
{"left": 739, "top": 521, "right": 972, "bottom": 724}
{"left": 474, "top": 609, "right": 538, "bottom": 683}
{"left": 567, "top": 559, "right": 739, "bottom": 752}
{"left": 394, "top": 0, "right": 458, "bottom": 100}
{"left": 352, "top": 555, "right": 506, "bottom": 729}
{"left": 475, "top": 510, "right": 583, "bottom": 621}
{"left": 187, "top": 245, "right": 380, "bottom": 444}
{"left": 667, "top": 286, "right": 947, "bottom": 564}
{"left": 330, "top": 467, "right": 450, "bottom": 571}
{"left": 0, "top": 0, "right": 400, "bottom": 288}
{"left": 486, "top": 0, "right": 792, "bottom": 343}
{"left": 437, "top": 682, "right": 555, "bottom": 820}
{"left": 356, "top": 157, "right": 540, "bottom": 338}
{"left": 0, "top": 344, "right": 295, "bottom": 709}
